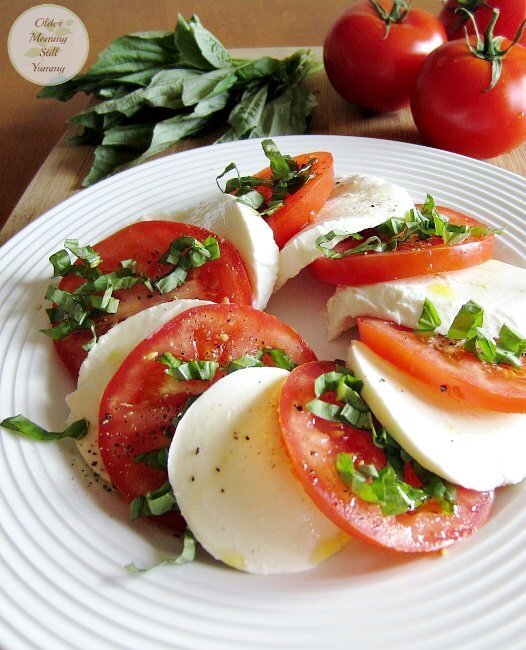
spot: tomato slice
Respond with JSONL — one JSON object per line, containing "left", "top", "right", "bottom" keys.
{"left": 254, "top": 152, "right": 334, "bottom": 249}
{"left": 279, "top": 360, "right": 495, "bottom": 552}
{"left": 358, "top": 317, "right": 526, "bottom": 413}
{"left": 310, "top": 206, "right": 494, "bottom": 286}
{"left": 99, "top": 303, "right": 317, "bottom": 526}
{"left": 54, "top": 220, "right": 253, "bottom": 378}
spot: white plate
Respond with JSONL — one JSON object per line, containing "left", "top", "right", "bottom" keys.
{"left": 1, "top": 136, "right": 525, "bottom": 650}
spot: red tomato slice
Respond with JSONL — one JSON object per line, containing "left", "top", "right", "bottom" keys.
{"left": 254, "top": 152, "right": 334, "bottom": 249}
{"left": 54, "top": 220, "right": 253, "bottom": 378}
{"left": 358, "top": 317, "right": 526, "bottom": 413}
{"left": 99, "top": 303, "right": 317, "bottom": 528}
{"left": 310, "top": 206, "right": 494, "bottom": 286}
{"left": 279, "top": 360, "right": 495, "bottom": 552}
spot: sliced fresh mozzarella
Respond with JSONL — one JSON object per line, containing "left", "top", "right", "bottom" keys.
{"left": 168, "top": 367, "right": 349, "bottom": 574}
{"left": 326, "top": 259, "right": 526, "bottom": 340}
{"left": 165, "top": 193, "right": 279, "bottom": 310}
{"left": 347, "top": 340, "right": 526, "bottom": 491}
{"left": 275, "top": 175, "right": 414, "bottom": 291}
{"left": 66, "top": 299, "right": 212, "bottom": 482}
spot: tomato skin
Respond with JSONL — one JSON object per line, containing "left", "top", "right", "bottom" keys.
{"left": 279, "top": 360, "right": 495, "bottom": 552}
{"left": 411, "top": 37, "right": 526, "bottom": 159}
{"left": 99, "top": 303, "right": 317, "bottom": 513}
{"left": 254, "top": 152, "right": 334, "bottom": 249}
{"left": 323, "top": 1, "right": 447, "bottom": 112}
{"left": 310, "top": 206, "right": 494, "bottom": 286}
{"left": 357, "top": 317, "right": 526, "bottom": 413}
{"left": 439, "top": 0, "right": 526, "bottom": 46}
{"left": 54, "top": 220, "right": 253, "bottom": 378}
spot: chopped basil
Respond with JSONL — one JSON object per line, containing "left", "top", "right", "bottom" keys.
{"left": 370, "top": 423, "right": 456, "bottom": 514}
{"left": 0, "top": 415, "right": 88, "bottom": 441}
{"left": 498, "top": 323, "right": 526, "bottom": 357}
{"left": 218, "top": 139, "right": 317, "bottom": 217}
{"left": 42, "top": 242, "right": 148, "bottom": 345}
{"left": 154, "top": 235, "right": 220, "bottom": 295}
{"left": 227, "top": 353, "right": 264, "bottom": 373}
{"left": 306, "top": 368, "right": 372, "bottom": 430}
{"left": 315, "top": 231, "right": 388, "bottom": 259}
{"left": 415, "top": 297, "right": 442, "bottom": 334}
{"left": 413, "top": 462, "right": 457, "bottom": 515}
{"left": 421, "top": 298, "right": 525, "bottom": 368}
{"left": 130, "top": 481, "right": 179, "bottom": 520}
{"left": 198, "top": 347, "right": 299, "bottom": 375}
{"left": 261, "top": 347, "right": 297, "bottom": 371}
{"left": 304, "top": 365, "right": 456, "bottom": 517}
{"left": 43, "top": 234, "right": 220, "bottom": 344}
{"left": 315, "top": 194, "right": 500, "bottom": 259}
{"left": 447, "top": 300, "right": 484, "bottom": 339}
{"left": 336, "top": 453, "right": 429, "bottom": 516}
{"left": 125, "top": 528, "right": 197, "bottom": 572}
{"left": 135, "top": 447, "right": 169, "bottom": 471}
{"left": 159, "top": 353, "right": 219, "bottom": 381}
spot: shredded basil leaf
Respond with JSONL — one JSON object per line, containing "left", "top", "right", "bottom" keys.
{"left": 417, "top": 298, "right": 525, "bottom": 368}
{"left": 227, "top": 353, "right": 264, "bottom": 373}
{"left": 1, "top": 415, "right": 88, "bottom": 441}
{"left": 336, "top": 453, "right": 429, "bottom": 516}
{"left": 415, "top": 297, "right": 442, "bottom": 334}
{"left": 125, "top": 528, "right": 197, "bottom": 572}
{"left": 306, "top": 368, "right": 371, "bottom": 430}
{"left": 304, "top": 366, "right": 456, "bottom": 517}
{"left": 370, "top": 423, "right": 456, "bottom": 513}
{"left": 135, "top": 447, "right": 169, "bottom": 471}
{"left": 497, "top": 323, "right": 526, "bottom": 357}
{"left": 447, "top": 299, "right": 484, "bottom": 339}
{"left": 159, "top": 352, "right": 220, "bottom": 381}
{"left": 43, "top": 233, "right": 220, "bottom": 343}
{"left": 261, "top": 347, "right": 297, "bottom": 371}
{"left": 315, "top": 194, "right": 500, "bottom": 259}
{"left": 218, "top": 139, "right": 317, "bottom": 218}
{"left": 154, "top": 235, "right": 220, "bottom": 295}
{"left": 130, "top": 481, "right": 179, "bottom": 520}
{"left": 42, "top": 242, "right": 149, "bottom": 344}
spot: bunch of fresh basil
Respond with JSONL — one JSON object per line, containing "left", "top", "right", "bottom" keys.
{"left": 38, "top": 15, "right": 322, "bottom": 186}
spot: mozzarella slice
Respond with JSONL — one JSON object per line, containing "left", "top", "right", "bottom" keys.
{"left": 275, "top": 175, "right": 414, "bottom": 291}
{"left": 67, "top": 299, "right": 212, "bottom": 482}
{"left": 168, "top": 367, "right": 349, "bottom": 574}
{"left": 326, "top": 259, "right": 526, "bottom": 340}
{"left": 168, "top": 193, "right": 278, "bottom": 310}
{"left": 347, "top": 340, "right": 526, "bottom": 491}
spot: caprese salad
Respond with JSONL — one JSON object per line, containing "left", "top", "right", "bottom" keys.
{"left": 2, "top": 139, "right": 525, "bottom": 575}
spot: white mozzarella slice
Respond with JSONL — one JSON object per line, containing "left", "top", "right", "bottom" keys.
{"left": 171, "top": 193, "right": 279, "bottom": 310}
{"left": 347, "top": 340, "right": 526, "bottom": 491}
{"left": 67, "top": 299, "right": 213, "bottom": 482}
{"left": 275, "top": 175, "right": 414, "bottom": 291}
{"left": 326, "top": 259, "right": 526, "bottom": 340}
{"left": 168, "top": 367, "right": 349, "bottom": 574}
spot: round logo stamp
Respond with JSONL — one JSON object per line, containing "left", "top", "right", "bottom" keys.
{"left": 8, "top": 4, "right": 89, "bottom": 86}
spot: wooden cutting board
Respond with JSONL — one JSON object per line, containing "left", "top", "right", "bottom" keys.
{"left": 1, "top": 46, "right": 525, "bottom": 246}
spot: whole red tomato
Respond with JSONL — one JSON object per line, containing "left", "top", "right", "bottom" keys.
{"left": 439, "top": 0, "right": 526, "bottom": 45}
{"left": 323, "top": 0, "right": 447, "bottom": 112}
{"left": 410, "top": 31, "right": 526, "bottom": 158}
